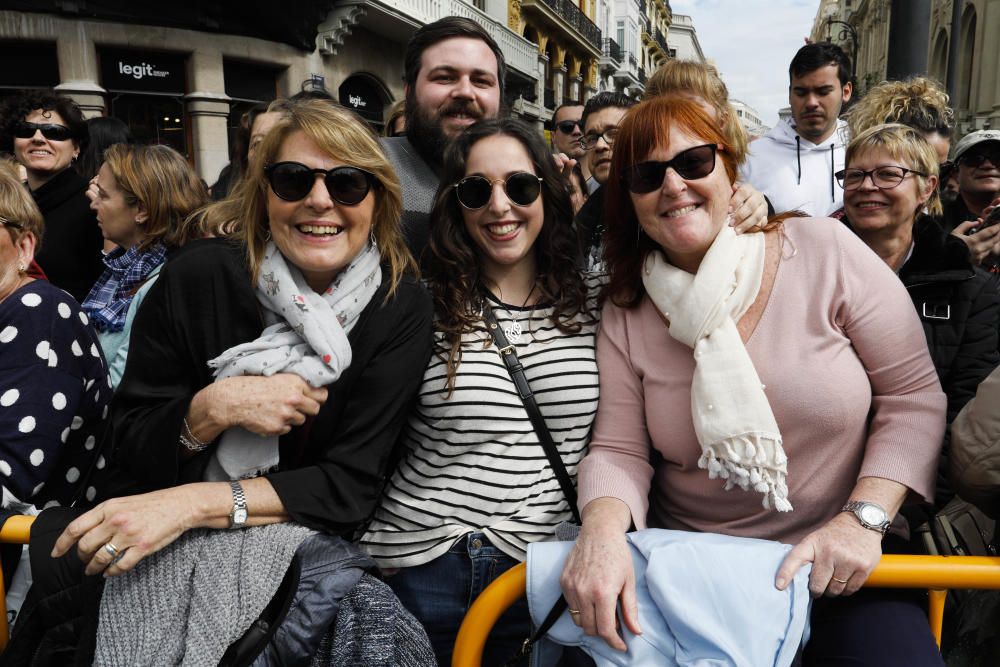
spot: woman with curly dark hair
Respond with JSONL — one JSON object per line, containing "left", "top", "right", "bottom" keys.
{"left": 1, "top": 90, "right": 103, "bottom": 302}
{"left": 363, "top": 118, "right": 602, "bottom": 666}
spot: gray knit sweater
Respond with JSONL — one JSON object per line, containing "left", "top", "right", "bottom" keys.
{"left": 94, "top": 523, "right": 313, "bottom": 666}
{"left": 380, "top": 136, "right": 440, "bottom": 263}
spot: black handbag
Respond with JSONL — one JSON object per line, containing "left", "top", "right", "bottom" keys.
{"left": 482, "top": 305, "right": 585, "bottom": 666}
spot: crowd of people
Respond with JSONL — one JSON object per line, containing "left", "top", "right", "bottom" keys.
{"left": 0, "top": 14, "right": 999, "bottom": 667}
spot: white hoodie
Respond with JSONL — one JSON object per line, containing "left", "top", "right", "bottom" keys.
{"left": 740, "top": 118, "right": 849, "bottom": 218}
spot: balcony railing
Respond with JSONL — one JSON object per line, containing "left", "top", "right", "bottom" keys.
{"left": 602, "top": 38, "right": 622, "bottom": 63}
{"left": 538, "top": 0, "right": 602, "bottom": 48}
{"left": 654, "top": 28, "right": 669, "bottom": 54}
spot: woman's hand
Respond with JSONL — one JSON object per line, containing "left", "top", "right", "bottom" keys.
{"left": 729, "top": 183, "right": 769, "bottom": 234}
{"left": 51, "top": 485, "right": 208, "bottom": 577}
{"left": 775, "top": 512, "right": 883, "bottom": 597}
{"left": 952, "top": 220, "right": 1000, "bottom": 264}
{"left": 192, "top": 373, "right": 328, "bottom": 442}
{"left": 559, "top": 499, "right": 640, "bottom": 651}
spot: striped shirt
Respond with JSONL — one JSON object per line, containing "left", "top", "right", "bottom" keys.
{"left": 362, "top": 274, "right": 604, "bottom": 567}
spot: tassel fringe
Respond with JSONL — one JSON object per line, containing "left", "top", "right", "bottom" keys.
{"left": 698, "top": 433, "right": 793, "bottom": 512}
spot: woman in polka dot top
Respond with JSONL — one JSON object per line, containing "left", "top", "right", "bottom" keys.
{"left": 0, "top": 160, "right": 109, "bottom": 509}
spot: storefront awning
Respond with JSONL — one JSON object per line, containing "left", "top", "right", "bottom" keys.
{"left": 7, "top": 1, "right": 338, "bottom": 51}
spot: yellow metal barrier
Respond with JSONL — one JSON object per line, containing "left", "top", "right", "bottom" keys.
{"left": 0, "top": 515, "right": 35, "bottom": 652}
{"left": 452, "top": 554, "right": 1000, "bottom": 667}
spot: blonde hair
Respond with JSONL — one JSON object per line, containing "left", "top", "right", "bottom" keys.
{"left": 198, "top": 99, "right": 415, "bottom": 294}
{"left": 102, "top": 144, "right": 208, "bottom": 251}
{"left": 0, "top": 157, "right": 44, "bottom": 247}
{"left": 845, "top": 77, "right": 954, "bottom": 142}
{"left": 846, "top": 123, "right": 942, "bottom": 217}
{"left": 383, "top": 99, "right": 406, "bottom": 137}
{"left": 643, "top": 60, "right": 749, "bottom": 165}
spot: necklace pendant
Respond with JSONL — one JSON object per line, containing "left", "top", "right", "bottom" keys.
{"left": 504, "top": 320, "right": 523, "bottom": 345}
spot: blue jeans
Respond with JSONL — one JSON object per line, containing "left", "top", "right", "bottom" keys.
{"left": 386, "top": 532, "right": 549, "bottom": 667}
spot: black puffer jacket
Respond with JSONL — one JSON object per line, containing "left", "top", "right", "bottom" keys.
{"left": 898, "top": 216, "right": 1000, "bottom": 507}
{"left": 846, "top": 215, "right": 1000, "bottom": 511}
{"left": 899, "top": 216, "right": 1000, "bottom": 428}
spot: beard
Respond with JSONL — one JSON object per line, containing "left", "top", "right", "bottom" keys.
{"left": 404, "top": 92, "right": 488, "bottom": 168}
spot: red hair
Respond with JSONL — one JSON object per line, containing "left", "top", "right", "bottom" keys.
{"left": 603, "top": 97, "right": 737, "bottom": 307}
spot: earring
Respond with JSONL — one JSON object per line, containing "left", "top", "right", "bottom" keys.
{"left": 369, "top": 228, "right": 377, "bottom": 248}
{"left": 262, "top": 229, "right": 272, "bottom": 243}
{"left": 17, "top": 262, "right": 27, "bottom": 274}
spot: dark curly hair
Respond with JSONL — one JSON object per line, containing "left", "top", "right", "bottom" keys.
{"left": 424, "top": 117, "right": 590, "bottom": 393}
{"left": 0, "top": 89, "right": 87, "bottom": 154}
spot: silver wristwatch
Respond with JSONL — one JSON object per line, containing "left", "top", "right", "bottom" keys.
{"left": 229, "top": 480, "right": 248, "bottom": 529}
{"left": 841, "top": 500, "right": 890, "bottom": 535}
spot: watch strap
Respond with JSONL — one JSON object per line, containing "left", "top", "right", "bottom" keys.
{"left": 841, "top": 500, "right": 890, "bottom": 535}
{"left": 229, "top": 480, "right": 248, "bottom": 529}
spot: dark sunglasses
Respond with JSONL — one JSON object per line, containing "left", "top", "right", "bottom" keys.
{"left": 623, "top": 144, "right": 719, "bottom": 194}
{"left": 555, "top": 120, "right": 582, "bottom": 134}
{"left": 960, "top": 149, "right": 1000, "bottom": 168}
{"left": 453, "top": 172, "right": 543, "bottom": 209}
{"left": 264, "top": 162, "right": 377, "bottom": 205}
{"left": 13, "top": 120, "right": 74, "bottom": 142}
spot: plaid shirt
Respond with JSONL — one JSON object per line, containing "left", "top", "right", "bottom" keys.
{"left": 81, "top": 242, "right": 168, "bottom": 333}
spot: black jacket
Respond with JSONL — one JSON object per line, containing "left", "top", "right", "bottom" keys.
{"left": 30, "top": 168, "right": 104, "bottom": 304}
{"left": 896, "top": 216, "right": 1000, "bottom": 508}
{"left": 898, "top": 216, "right": 1000, "bottom": 427}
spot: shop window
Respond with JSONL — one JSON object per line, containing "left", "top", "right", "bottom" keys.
{"left": 99, "top": 48, "right": 188, "bottom": 156}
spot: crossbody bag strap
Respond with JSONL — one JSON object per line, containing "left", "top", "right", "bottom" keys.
{"left": 482, "top": 304, "right": 581, "bottom": 524}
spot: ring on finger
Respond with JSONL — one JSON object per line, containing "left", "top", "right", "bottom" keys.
{"left": 830, "top": 576, "right": 848, "bottom": 584}
{"left": 567, "top": 608, "right": 582, "bottom": 625}
{"left": 103, "top": 542, "right": 121, "bottom": 559}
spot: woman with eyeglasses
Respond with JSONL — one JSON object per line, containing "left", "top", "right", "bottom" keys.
{"left": 7, "top": 100, "right": 433, "bottom": 662}
{"left": 839, "top": 123, "right": 1000, "bottom": 514}
{"left": 363, "top": 117, "right": 602, "bottom": 666}
{"left": 559, "top": 99, "right": 946, "bottom": 665}
{"left": 0, "top": 90, "right": 104, "bottom": 303}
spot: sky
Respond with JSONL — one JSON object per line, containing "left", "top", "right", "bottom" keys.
{"left": 670, "top": 0, "right": 821, "bottom": 129}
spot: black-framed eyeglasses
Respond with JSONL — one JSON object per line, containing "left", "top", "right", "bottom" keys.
{"left": 959, "top": 149, "right": 1000, "bottom": 168}
{"left": 264, "top": 162, "right": 377, "bottom": 205}
{"left": 13, "top": 121, "right": 74, "bottom": 142}
{"left": 835, "top": 166, "right": 927, "bottom": 191}
{"left": 555, "top": 120, "right": 582, "bottom": 135}
{"left": 622, "top": 144, "right": 719, "bottom": 194}
{"left": 453, "top": 172, "right": 543, "bottom": 210}
{"left": 580, "top": 127, "right": 619, "bottom": 151}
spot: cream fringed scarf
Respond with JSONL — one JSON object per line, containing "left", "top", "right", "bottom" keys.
{"left": 642, "top": 225, "right": 792, "bottom": 511}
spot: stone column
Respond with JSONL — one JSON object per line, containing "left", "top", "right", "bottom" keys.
{"left": 54, "top": 26, "right": 106, "bottom": 117}
{"left": 185, "top": 49, "right": 232, "bottom": 184}
{"left": 553, "top": 66, "right": 567, "bottom": 107}
{"left": 535, "top": 53, "right": 548, "bottom": 107}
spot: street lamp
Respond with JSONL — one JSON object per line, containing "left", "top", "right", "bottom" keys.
{"left": 825, "top": 16, "right": 859, "bottom": 73}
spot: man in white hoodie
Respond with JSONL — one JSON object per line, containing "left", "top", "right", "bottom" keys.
{"left": 741, "top": 43, "right": 853, "bottom": 217}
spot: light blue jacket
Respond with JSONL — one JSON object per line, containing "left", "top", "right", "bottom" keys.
{"left": 97, "top": 264, "right": 162, "bottom": 389}
{"left": 527, "top": 529, "right": 812, "bottom": 667}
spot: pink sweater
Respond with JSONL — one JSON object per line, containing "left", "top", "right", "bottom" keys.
{"left": 579, "top": 217, "right": 946, "bottom": 544}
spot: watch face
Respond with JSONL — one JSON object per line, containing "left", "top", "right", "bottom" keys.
{"left": 859, "top": 504, "right": 886, "bottom": 525}
{"left": 233, "top": 509, "right": 248, "bottom": 524}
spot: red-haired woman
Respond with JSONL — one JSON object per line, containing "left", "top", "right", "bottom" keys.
{"left": 559, "top": 98, "right": 947, "bottom": 665}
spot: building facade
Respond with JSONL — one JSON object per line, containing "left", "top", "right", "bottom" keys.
{"left": 666, "top": 13, "right": 704, "bottom": 63}
{"left": 731, "top": 99, "right": 768, "bottom": 138}
{"left": 812, "top": 0, "right": 1000, "bottom": 137}
{"left": 0, "top": 1, "right": 542, "bottom": 183}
